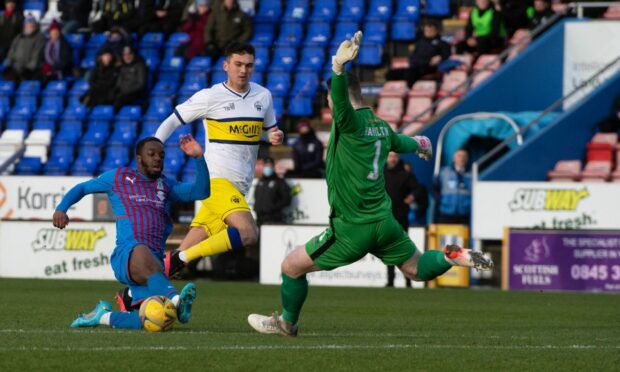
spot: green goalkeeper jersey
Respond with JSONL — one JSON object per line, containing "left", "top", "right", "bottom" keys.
{"left": 326, "top": 72, "right": 421, "bottom": 224}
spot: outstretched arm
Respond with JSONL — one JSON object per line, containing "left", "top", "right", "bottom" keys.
{"left": 330, "top": 31, "right": 363, "bottom": 133}
{"left": 170, "top": 135, "right": 211, "bottom": 202}
{"left": 53, "top": 173, "right": 113, "bottom": 229}
{"left": 155, "top": 89, "right": 212, "bottom": 143}
{"left": 391, "top": 132, "right": 433, "bottom": 161}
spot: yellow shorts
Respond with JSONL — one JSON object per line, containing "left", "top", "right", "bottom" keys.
{"left": 191, "top": 178, "right": 251, "bottom": 236}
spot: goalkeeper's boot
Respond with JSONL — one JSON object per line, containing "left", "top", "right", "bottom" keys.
{"left": 247, "top": 312, "right": 298, "bottom": 337}
{"left": 444, "top": 244, "right": 494, "bottom": 271}
{"left": 177, "top": 282, "right": 197, "bottom": 324}
{"left": 70, "top": 300, "right": 111, "bottom": 328}
{"left": 164, "top": 250, "right": 184, "bottom": 279}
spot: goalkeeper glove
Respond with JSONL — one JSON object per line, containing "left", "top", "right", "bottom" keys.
{"left": 332, "top": 31, "right": 363, "bottom": 74}
{"left": 414, "top": 136, "right": 433, "bottom": 161}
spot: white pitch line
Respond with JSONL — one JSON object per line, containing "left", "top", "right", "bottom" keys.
{"left": 0, "top": 344, "right": 616, "bottom": 352}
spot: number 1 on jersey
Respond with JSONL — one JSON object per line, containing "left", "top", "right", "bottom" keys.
{"left": 367, "top": 140, "right": 381, "bottom": 180}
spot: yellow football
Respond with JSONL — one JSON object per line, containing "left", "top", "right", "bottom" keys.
{"left": 139, "top": 295, "right": 177, "bottom": 332}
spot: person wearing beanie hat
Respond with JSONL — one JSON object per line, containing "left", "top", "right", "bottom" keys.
{"left": 3, "top": 14, "right": 45, "bottom": 82}
{"left": 0, "top": 0, "right": 24, "bottom": 60}
{"left": 113, "top": 43, "right": 147, "bottom": 110}
{"left": 39, "top": 19, "right": 73, "bottom": 82}
{"left": 82, "top": 46, "right": 119, "bottom": 107}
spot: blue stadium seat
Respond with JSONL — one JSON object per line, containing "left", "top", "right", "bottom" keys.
{"left": 9, "top": 97, "right": 36, "bottom": 120}
{"left": 250, "top": 72, "right": 264, "bottom": 85}
{"left": 211, "top": 70, "right": 227, "bottom": 84}
{"left": 144, "top": 98, "right": 172, "bottom": 121}
{"left": 282, "top": 0, "right": 310, "bottom": 22}
{"left": 356, "top": 43, "right": 383, "bottom": 66}
{"left": 139, "top": 48, "right": 160, "bottom": 62}
{"left": 5, "top": 119, "right": 29, "bottom": 133}
{"left": 86, "top": 33, "right": 107, "bottom": 52}
{"left": 80, "top": 55, "right": 96, "bottom": 69}
{"left": 32, "top": 119, "right": 56, "bottom": 133}
{"left": 254, "top": 0, "right": 282, "bottom": 23}
{"left": 16, "top": 80, "right": 41, "bottom": 97}
{"left": 108, "top": 120, "right": 138, "bottom": 146}
{"left": 158, "top": 57, "right": 185, "bottom": 83}
{"left": 425, "top": 0, "right": 451, "bottom": 17}
{"left": 287, "top": 95, "right": 313, "bottom": 116}
{"left": 391, "top": 21, "right": 417, "bottom": 42}
{"left": 71, "top": 145, "right": 102, "bottom": 175}
{"left": 364, "top": 21, "right": 388, "bottom": 44}
{"left": 297, "top": 47, "right": 325, "bottom": 72}
{"left": 254, "top": 47, "right": 270, "bottom": 73}
{"left": 44, "top": 145, "right": 74, "bottom": 175}
{"left": 338, "top": 0, "right": 366, "bottom": 21}
{"left": 309, "top": 0, "right": 337, "bottom": 22}
{"left": 272, "top": 95, "right": 285, "bottom": 119}
{"left": 116, "top": 105, "right": 142, "bottom": 122}
{"left": 0, "top": 80, "right": 15, "bottom": 98}
{"left": 139, "top": 120, "right": 161, "bottom": 140}
{"left": 165, "top": 32, "right": 190, "bottom": 49}
{"left": 68, "top": 80, "right": 89, "bottom": 107}
{"left": 211, "top": 56, "right": 226, "bottom": 72}
{"left": 15, "top": 156, "right": 42, "bottom": 175}
{"left": 394, "top": 0, "right": 421, "bottom": 21}
{"left": 366, "top": 0, "right": 393, "bottom": 21}
{"left": 151, "top": 81, "right": 179, "bottom": 97}
{"left": 179, "top": 81, "right": 203, "bottom": 97}
{"left": 266, "top": 72, "right": 292, "bottom": 95}
{"left": 184, "top": 71, "right": 208, "bottom": 86}
{"left": 99, "top": 145, "right": 130, "bottom": 172}
{"left": 163, "top": 146, "right": 185, "bottom": 178}
{"left": 35, "top": 98, "right": 63, "bottom": 120}
{"left": 304, "top": 22, "right": 331, "bottom": 47}
{"left": 140, "top": 32, "right": 164, "bottom": 50}
{"left": 89, "top": 105, "right": 115, "bottom": 121}
{"left": 275, "top": 22, "right": 304, "bottom": 47}
{"left": 144, "top": 55, "right": 161, "bottom": 71}
{"left": 80, "top": 120, "right": 110, "bottom": 145}
{"left": 186, "top": 56, "right": 212, "bottom": 72}
{"left": 62, "top": 104, "right": 88, "bottom": 120}
{"left": 42, "top": 81, "right": 68, "bottom": 97}
{"left": 269, "top": 47, "right": 298, "bottom": 72}
{"left": 332, "top": 22, "right": 360, "bottom": 44}
{"left": 54, "top": 120, "right": 83, "bottom": 145}
{"left": 291, "top": 72, "right": 319, "bottom": 96}
{"left": 251, "top": 22, "right": 277, "bottom": 47}
{"left": 66, "top": 34, "right": 85, "bottom": 66}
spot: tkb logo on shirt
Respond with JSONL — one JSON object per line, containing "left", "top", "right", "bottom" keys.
{"left": 254, "top": 101, "right": 263, "bottom": 112}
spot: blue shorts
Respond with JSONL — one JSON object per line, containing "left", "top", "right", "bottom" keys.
{"left": 110, "top": 242, "right": 164, "bottom": 306}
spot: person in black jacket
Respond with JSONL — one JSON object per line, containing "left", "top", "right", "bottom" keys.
{"left": 39, "top": 21, "right": 73, "bottom": 82}
{"left": 82, "top": 46, "right": 119, "bottom": 107}
{"left": 290, "top": 120, "right": 324, "bottom": 178}
{"left": 384, "top": 152, "right": 427, "bottom": 288}
{"left": 499, "top": 0, "right": 533, "bottom": 37}
{"left": 386, "top": 20, "right": 451, "bottom": 86}
{"left": 0, "top": 0, "right": 24, "bottom": 60}
{"left": 253, "top": 158, "right": 292, "bottom": 227}
{"left": 530, "top": 0, "right": 555, "bottom": 30}
{"left": 113, "top": 45, "right": 147, "bottom": 110}
{"left": 59, "top": 0, "right": 91, "bottom": 34}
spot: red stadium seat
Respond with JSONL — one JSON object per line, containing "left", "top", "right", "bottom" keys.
{"left": 473, "top": 54, "right": 501, "bottom": 71}
{"left": 390, "top": 57, "right": 409, "bottom": 70}
{"left": 376, "top": 96, "right": 404, "bottom": 124}
{"left": 471, "top": 70, "right": 493, "bottom": 87}
{"left": 401, "top": 122, "right": 425, "bottom": 136}
{"left": 547, "top": 160, "right": 582, "bottom": 182}
{"left": 379, "top": 80, "right": 409, "bottom": 98}
{"left": 409, "top": 80, "right": 437, "bottom": 98}
{"left": 435, "top": 96, "right": 459, "bottom": 115}
{"left": 586, "top": 133, "right": 617, "bottom": 162}
{"left": 403, "top": 96, "right": 433, "bottom": 123}
{"left": 438, "top": 70, "right": 468, "bottom": 97}
{"left": 581, "top": 160, "right": 612, "bottom": 182}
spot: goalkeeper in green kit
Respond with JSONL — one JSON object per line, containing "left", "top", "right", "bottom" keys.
{"left": 248, "top": 31, "right": 493, "bottom": 337}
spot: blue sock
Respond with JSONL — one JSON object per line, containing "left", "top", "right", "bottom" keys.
{"left": 110, "top": 311, "right": 142, "bottom": 329}
{"left": 147, "top": 272, "right": 178, "bottom": 300}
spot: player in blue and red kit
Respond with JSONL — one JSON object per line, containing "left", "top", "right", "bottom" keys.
{"left": 53, "top": 135, "right": 209, "bottom": 330}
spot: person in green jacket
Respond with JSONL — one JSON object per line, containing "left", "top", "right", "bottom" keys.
{"left": 457, "top": 0, "right": 505, "bottom": 55}
{"left": 203, "top": 0, "right": 252, "bottom": 59}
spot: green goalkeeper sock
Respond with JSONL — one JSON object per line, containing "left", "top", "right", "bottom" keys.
{"left": 416, "top": 250, "right": 453, "bottom": 281}
{"left": 281, "top": 273, "right": 308, "bottom": 324}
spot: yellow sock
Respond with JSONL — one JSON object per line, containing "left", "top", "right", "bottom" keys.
{"left": 182, "top": 227, "right": 243, "bottom": 262}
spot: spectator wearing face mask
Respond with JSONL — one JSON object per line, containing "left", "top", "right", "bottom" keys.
{"left": 290, "top": 120, "right": 324, "bottom": 178}
{"left": 253, "top": 158, "right": 292, "bottom": 227}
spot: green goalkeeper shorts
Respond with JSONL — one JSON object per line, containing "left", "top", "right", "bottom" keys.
{"left": 305, "top": 216, "right": 417, "bottom": 270}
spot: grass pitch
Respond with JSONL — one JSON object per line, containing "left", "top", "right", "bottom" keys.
{"left": 0, "top": 278, "right": 618, "bottom": 371}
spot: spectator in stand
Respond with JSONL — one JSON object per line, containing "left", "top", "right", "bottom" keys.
{"left": 124, "top": 0, "right": 155, "bottom": 34}
{"left": 530, "top": 0, "right": 555, "bottom": 29}
{"left": 113, "top": 45, "right": 147, "bottom": 110}
{"left": 0, "top": 0, "right": 24, "bottom": 60}
{"left": 81, "top": 46, "right": 119, "bottom": 107}
{"left": 179, "top": 0, "right": 211, "bottom": 59}
{"left": 434, "top": 149, "right": 472, "bottom": 225}
{"left": 597, "top": 95, "right": 620, "bottom": 133}
{"left": 456, "top": 0, "right": 505, "bottom": 55}
{"left": 383, "top": 152, "right": 425, "bottom": 288}
{"left": 89, "top": 0, "right": 136, "bottom": 33}
{"left": 59, "top": 0, "right": 92, "bottom": 34}
{"left": 203, "top": 0, "right": 252, "bottom": 59}
{"left": 253, "top": 158, "right": 292, "bottom": 227}
{"left": 3, "top": 16, "right": 46, "bottom": 82}
{"left": 386, "top": 20, "right": 451, "bottom": 87}
{"left": 98, "top": 26, "right": 133, "bottom": 57}
{"left": 499, "top": 0, "right": 533, "bottom": 38}
{"left": 39, "top": 20, "right": 73, "bottom": 82}
{"left": 290, "top": 120, "right": 324, "bottom": 178}
{"left": 139, "top": 0, "right": 184, "bottom": 36}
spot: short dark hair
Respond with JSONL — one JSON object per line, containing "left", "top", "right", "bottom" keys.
{"left": 135, "top": 137, "right": 163, "bottom": 156}
{"left": 326, "top": 72, "right": 363, "bottom": 103}
{"left": 224, "top": 42, "right": 255, "bottom": 59}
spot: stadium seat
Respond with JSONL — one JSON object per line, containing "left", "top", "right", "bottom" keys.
{"left": 438, "top": 70, "right": 469, "bottom": 97}
{"left": 253, "top": 47, "right": 270, "bottom": 73}
{"left": 140, "top": 32, "right": 164, "bottom": 50}
{"left": 473, "top": 54, "right": 501, "bottom": 71}
{"left": 9, "top": 97, "right": 36, "bottom": 121}
{"left": 266, "top": 72, "right": 292, "bottom": 95}
{"left": 5, "top": 119, "right": 29, "bottom": 133}
{"left": 276, "top": 22, "right": 304, "bottom": 47}
{"left": 15, "top": 156, "right": 42, "bottom": 175}
{"left": 42, "top": 80, "right": 68, "bottom": 97}
{"left": 250, "top": 72, "right": 265, "bottom": 85}
{"left": 363, "top": 21, "right": 388, "bottom": 44}
{"left": 393, "top": 0, "right": 420, "bottom": 21}
{"left": 179, "top": 81, "right": 204, "bottom": 98}
{"left": 163, "top": 146, "right": 185, "bottom": 178}
{"left": 165, "top": 32, "right": 190, "bottom": 49}
{"left": 85, "top": 33, "right": 107, "bottom": 53}
{"left": 54, "top": 120, "right": 83, "bottom": 145}
{"left": 376, "top": 96, "right": 404, "bottom": 124}
{"left": 116, "top": 106, "right": 142, "bottom": 122}
{"left": 297, "top": 47, "right": 325, "bottom": 72}
{"left": 291, "top": 72, "right": 319, "bottom": 96}
{"left": 304, "top": 22, "right": 332, "bottom": 47}
{"left": 211, "top": 70, "right": 228, "bottom": 84}
{"left": 144, "top": 98, "right": 172, "bottom": 121}
{"left": 548, "top": 160, "right": 582, "bottom": 182}
{"left": 409, "top": 80, "right": 437, "bottom": 97}
{"left": 425, "top": 0, "right": 451, "bottom": 16}
{"left": 379, "top": 80, "right": 409, "bottom": 98}
{"left": 89, "top": 105, "right": 115, "bottom": 121}
{"left": 0, "top": 81, "right": 15, "bottom": 101}
{"left": 282, "top": 0, "right": 309, "bottom": 22}
{"left": 108, "top": 120, "right": 138, "bottom": 146}
{"left": 184, "top": 71, "right": 208, "bottom": 86}
{"left": 158, "top": 57, "right": 185, "bottom": 83}
{"left": 309, "top": 0, "right": 337, "bottom": 22}
{"left": 287, "top": 95, "right": 314, "bottom": 116}
{"left": 471, "top": 70, "right": 494, "bottom": 87}
{"left": 391, "top": 20, "right": 416, "bottom": 42}
{"left": 24, "top": 129, "right": 51, "bottom": 162}
{"left": 139, "top": 120, "right": 161, "bottom": 140}
{"left": 338, "top": 0, "right": 366, "bottom": 21}
{"left": 151, "top": 81, "right": 179, "bottom": 97}
{"left": 35, "top": 98, "right": 63, "bottom": 120}
{"left": 403, "top": 96, "right": 433, "bottom": 123}
{"left": 587, "top": 133, "right": 618, "bottom": 162}
{"left": 16, "top": 80, "right": 41, "bottom": 97}
{"left": 32, "top": 119, "right": 56, "bottom": 133}
{"left": 269, "top": 47, "right": 298, "bottom": 72}
{"left": 581, "top": 160, "right": 612, "bottom": 182}
{"left": 186, "top": 56, "right": 212, "bottom": 73}
{"left": 81, "top": 120, "right": 110, "bottom": 146}
{"left": 65, "top": 33, "right": 85, "bottom": 66}
{"left": 435, "top": 96, "right": 459, "bottom": 114}
{"left": 99, "top": 145, "right": 130, "bottom": 172}
{"left": 254, "top": 0, "right": 282, "bottom": 23}
{"left": 71, "top": 145, "right": 102, "bottom": 175}
{"left": 272, "top": 95, "right": 285, "bottom": 120}
{"left": 401, "top": 121, "right": 425, "bottom": 136}
{"left": 44, "top": 145, "right": 74, "bottom": 175}
{"left": 62, "top": 104, "right": 88, "bottom": 120}
{"left": 251, "top": 22, "right": 277, "bottom": 47}
{"left": 366, "top": 0, "right": 393, "bottom": 21}
{"left": 68, "top": 80, "right": 89, "bottom": 106}
{"left": 333, "top": 22, "right": 360, "bottom": 44}
{"left": 356, "top": 43, "right": 383, "bottom": 66}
